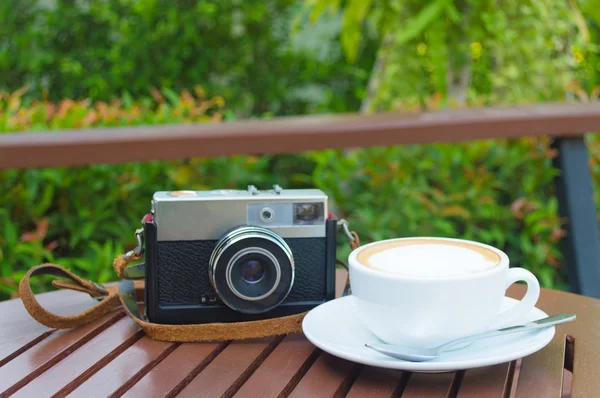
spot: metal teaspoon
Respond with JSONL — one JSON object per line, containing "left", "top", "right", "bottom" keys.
{"left": 365, "top": 313, "right": 576, "bottom": 362}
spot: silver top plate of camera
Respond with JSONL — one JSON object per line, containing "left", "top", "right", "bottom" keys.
{"left": 152, "top": 185, "right": 328, "bottom": 241}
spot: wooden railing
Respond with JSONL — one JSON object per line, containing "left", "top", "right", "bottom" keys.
{"left": 2, "top": 102, "right": 600, "bottom": 297}
{"left": 0, "top": 102, "right": 599, "bottom": 169}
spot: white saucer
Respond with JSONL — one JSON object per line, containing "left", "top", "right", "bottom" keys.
{"left": 302, "top": 296, "right": 555, "bottom": 372}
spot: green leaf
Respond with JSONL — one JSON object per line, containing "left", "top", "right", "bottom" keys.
{"left": 162, "top": 88, "right": 180, "bottom": 106}
{"left": 444, "top": 0, "right": 460, "bottom": 23}
{"left": 3, "top": 216, "right": 18, "bottom": 247}
{"left": 37, "top": 185, "right": 55, "bottom": 216}
{"left": 344, "top": 0, "right": 372, "bottom": 26}
{"left": 580, "top": 0, "right": 600, "bottom": 27}
{"left": 341, "top": 0, "right": 373, "bottom": 63}
{"left": 396, "top": 0, "right": 447, "bottom": 46}
{"left": 309, "top": 0, "right": 339, "bottom": 23}
{"left": 538, "top": 266, "right": 555, "bottom": 289}
{"left": 122, "top": 90, "right": 133, "bottom": 109}
{"left": 81, "top": 222, "right": 96, "bottom": 240}
{"left": 342, "top": 27, "right": 360, "bottom": 64}
{"left": 224, "top": 110, "right": 236, "bottom": 121}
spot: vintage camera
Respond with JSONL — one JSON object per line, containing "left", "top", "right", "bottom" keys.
{"left": 143, "top": 185, "right": 337, "bottom": 324}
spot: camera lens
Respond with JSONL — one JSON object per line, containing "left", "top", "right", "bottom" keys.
{"left": 240, "top": 260, "right": 265, "bottom": 283}
{"left": 209, "top": 226, "right": 294, "bottom": 314}
{"left": 227, "top": 247, "right": 281, "bottom": 301}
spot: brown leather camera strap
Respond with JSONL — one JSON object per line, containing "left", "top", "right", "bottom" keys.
{"left": 19, "top": 221, "right": 359, "bottom": 342}
{"left": 19, "top": 260, "right": 307, "bottom": 342}
{"left": 19, "top": 264, "right": 121, "bottom": 329}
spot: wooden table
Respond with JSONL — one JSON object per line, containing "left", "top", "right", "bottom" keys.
{"left": 1, "top": 269, "right": 599, "bottom": 398}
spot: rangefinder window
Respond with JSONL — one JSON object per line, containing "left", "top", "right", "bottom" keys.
{"left": 293, "top": 202, "right": 324, "bottom": 225}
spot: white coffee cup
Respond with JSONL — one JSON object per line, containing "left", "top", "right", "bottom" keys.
{"left": 348, "top": 237, "right": 540, "bottom": 348}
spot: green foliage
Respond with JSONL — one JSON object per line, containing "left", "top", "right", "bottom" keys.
{"left": 2, "top": 88, "right": 595, "bottom": 299}
{"left": 341, "top": 0, "right": 373, "bottom": 63}
{"left": 311, "top": 138, "right": 567, "bottom": 290}
{"left": 0, "top": 89, "right": 321, "bottom": 299}
{"left": 0, "top": 0, "right": 374, "bottom": 116}
{"left": 394, "top": 0, "right": 455, "bottom": 46}
{"left": 3, "top": 1, "right": 600, "bottom": 301}
{"left": 309, "top": 0, "right": 598, "bottom": 109}
{"left": 296, "top": 0, "right": 600, "bottom": 292}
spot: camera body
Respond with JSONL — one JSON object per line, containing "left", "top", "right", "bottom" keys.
{"left": 144, "top": 186, "right": 337, "bottom": 324}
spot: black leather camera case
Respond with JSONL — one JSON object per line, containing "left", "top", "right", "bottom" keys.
{"left": 144, "top": 219, "right": 337, "bottom": 324}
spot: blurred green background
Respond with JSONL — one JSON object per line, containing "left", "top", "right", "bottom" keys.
{"left": 1, "top": 0, "right": 600, "bottom": 299}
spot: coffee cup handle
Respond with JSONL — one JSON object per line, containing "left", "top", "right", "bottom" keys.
{"left": 491, "top": 268, "right": 541, "bottom": 329}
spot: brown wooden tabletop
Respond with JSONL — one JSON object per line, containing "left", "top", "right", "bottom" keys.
{"left": 1, "top": 269, "right": 598, "bottom": 398}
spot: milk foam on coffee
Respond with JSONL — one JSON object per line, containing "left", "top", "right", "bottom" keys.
{"left": 360, "top": 240, "right": 501, "bottom": 277}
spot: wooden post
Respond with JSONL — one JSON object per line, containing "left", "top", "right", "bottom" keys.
{"left": 552, "top": 137, "right": 600, "bottom": 298}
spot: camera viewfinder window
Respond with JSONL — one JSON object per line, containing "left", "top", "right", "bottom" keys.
{"left": 293, "top": 203, "right": 324, "bottom": 225}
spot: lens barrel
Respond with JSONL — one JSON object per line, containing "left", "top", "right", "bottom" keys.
{"left": 209, "top": 226, "right": 295, "bottom": 314}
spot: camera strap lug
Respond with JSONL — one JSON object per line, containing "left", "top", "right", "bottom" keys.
{"left": 337, "top": 219, "right": 360, "bottom": 250}
{"left": 335, "top": 219, "right": 359, "bottom": 297}
{"left": 123, "top": 227, "right": 144, "bottom": 261}
{"left": 117, "top": 223, "right": 147, "bottom": 279}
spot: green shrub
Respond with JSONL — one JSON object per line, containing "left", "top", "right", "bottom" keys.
{"left": 311, "top": 138, "right": 567, "bottom": 290}
{"left": 0, "top": 88, "right": 315, "bottom": 299}
{"left": 0, "top": 0, "right": 373, "bottom": 116}
{"left": 1, "top": 89, "right": 595, "bottom": 299}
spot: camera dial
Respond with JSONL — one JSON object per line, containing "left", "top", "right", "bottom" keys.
{"left": 209, "top": 226, "right": 294, "bottom": 314}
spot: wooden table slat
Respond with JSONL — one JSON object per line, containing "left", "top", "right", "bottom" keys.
{"left": 10, "top": 316, "right": 140, "bottom": 398}
{"left": 233, "top": 334, "right": 320, "bottom": 398}
{"left": 2, "top": 270, "right": 600, "bottom": 397}
{"left": 400, "top": 371, "right": 459, "bottom": 398}
{"left": 0, "top": 311, "right": 123, "bottom": 395}
{"left": 570, "top": 337, "right": 600, "bottom": 397}
{"left": 345, "top": 366, "right": 409, "bottom": 398}
{"left": 65, "top": 336, "right": 175, "bottom": 397}
{"left": 122, "top": 342, "right": 224, "bottom": 398}
{"left": 514, "top": 334, "right": 565, "bottom": 398}
{"left": 0, "top": 330, "right": 54, "bottom": 368}
{"left": 0, "top": 290, "right": 95, "bottom": 347}
{"left": 457, "top": 362, "right": 513, "bottom": 397}
{"left": 176, "top": 338, "right": 279, "bottom": 398}
{"left": 288, "top": 353, "right": 362, "bottom": 398}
